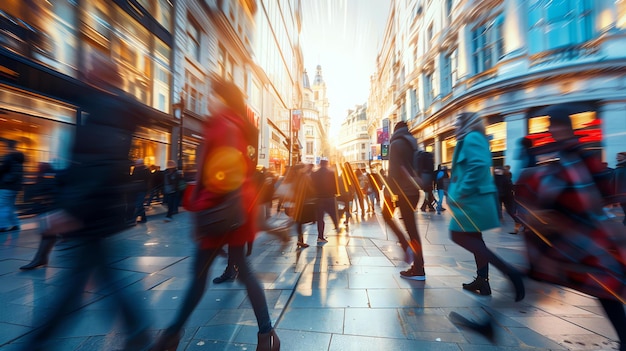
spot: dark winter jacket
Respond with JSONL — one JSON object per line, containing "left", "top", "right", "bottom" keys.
{"left": 388, "top": 126, "right": 420, "bottom": 196}
{"left": 56, "top": 87, "right": 142, "bottom": 238}
{"left": 311, "top": 165, "right": 337, "bottom": 198}
{"left": 0, "top": 150, "right": 25, "bottom": 191}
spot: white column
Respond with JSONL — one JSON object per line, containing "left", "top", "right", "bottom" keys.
{"left": 499, "top": 0, "right": 528, "bottom": 78}
{"left": 434, "top": 135, "right": 441, "bottom": 168}
{"left": 503, "top": 0, "right": 526, "bottom": 55}
{"left": 504, "top": 111, "right": 527, "bottom": 182}
{"left": 600, "top": 101, "right": 626, "bottom": 168}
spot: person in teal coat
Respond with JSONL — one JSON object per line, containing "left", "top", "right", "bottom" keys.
{"left": 447, "top": 112, "right": 524, "bottom": 302}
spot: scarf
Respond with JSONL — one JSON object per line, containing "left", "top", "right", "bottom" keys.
{"left": 455, "top": 112, "right": 485, "bottom": 141}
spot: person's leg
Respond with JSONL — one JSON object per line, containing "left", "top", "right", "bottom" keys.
{"left": 399, "top": 194, "right": 425, "bottom": 270}
{"left": 598, "top": 298, "right": 626, "bottom": 350}
{"left": 22, "top": 239, "right": 101, "bottom": 350}
{"left": 328, "top": 197, "right": 340, "bottom": 230}
{"left": 450, "top": 231, "right": 524, "bottom": 301}
{"left": 0, "top": 189, "right": 12, "bottom": 229}
{"left": 436, "top": 189, "right": 444, "bottom": 213}
{"left": 20, "top": 236, "right": 57, "bottom": 270}
{"left": 315, "top": 200, "right": 326, "bottom": 239}
{"left": 165, "top": 193, "right": 175, "bottom": 219}
{"left": 7, "top": 190, "right": 19, "bottom": 228}
{"left": 167, "top": 246, "right": 220, "bottom": 332}
{"left": 134, "top": 192, "right": 147, "bottom": 222}
{"left": 228, "top": 245, "right": 272, "bottom": 332}
{"left": 381, "top": 204, "right": 410, "bottom": 251}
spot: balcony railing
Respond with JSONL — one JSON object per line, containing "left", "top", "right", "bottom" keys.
{"left": 530, "top": 42, "right": 600, "bottom": 67}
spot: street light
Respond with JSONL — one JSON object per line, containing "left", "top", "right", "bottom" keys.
{"left": 172, "top": 97, "right": 184, "bottom": 170}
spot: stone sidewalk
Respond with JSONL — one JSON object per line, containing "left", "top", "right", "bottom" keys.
{"left": 0, "top": 203, "right": 623, "bottom": 350}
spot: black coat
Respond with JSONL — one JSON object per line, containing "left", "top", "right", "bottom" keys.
{"left": 56, "top": 88, "right": 142, "bottom": 238}
{"left": 388, "top": 126, "right": 420, "bottom": 196}
{"left": 0, "top": 151, "right": 25, "bottom": 191}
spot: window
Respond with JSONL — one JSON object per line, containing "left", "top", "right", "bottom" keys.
{"left": 306, "top": 141, "right": 313, "bottom": 154}
{"left": 410, "top": 88, "right": 418, "bottom": 118}
{"left": 423, "top": 72, "right": 434, "bottom": 107}
{"left": 472, "top": 15, "right": 503, "bottom": 74}
{"left": 186, "top": 20, "right": 201, "bottom": 62}
{"left": 440, "top": 52, "right": 452, "bottom": 96}
{"left": 528, "top": 0, "right": 594, "bottom": 54}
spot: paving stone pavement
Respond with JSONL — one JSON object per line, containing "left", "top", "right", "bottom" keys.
{"left": 0, "top": 203, "right": 623, "bottom": 351}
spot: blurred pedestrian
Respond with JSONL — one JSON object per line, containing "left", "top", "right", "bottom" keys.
{"left": 152, "top": 76, "right": 279, "bottom": 351}
{"left": 19, "top": 54, "right": 151, "bottom": 351}
{"left": 613, "top": 151, "right": 626, "bottom": 225}
{"left": 163, "top": 160, "right": 181, "bottom": 222}
{"left": 310, "top": 159, "right": 340, "bottom": 242}
{"left": 0, "top": 139, "right": 24, "bottom": 232}
{"left": 494, "top": 165, "right": 521, "bottom": 233}
{"left": 447, "top": 112, "right": 525, "bottom": 301}
{"left": 516, "top": 105, "right": 625, "bottom": 350}
{"left": 19, "top": 164, "right": 62, "bottom": 271}
{"left": 434, "top": 164, "right": 449, "bottom": 214}
{"left": 145, "top": 165, "right": 162, "bottom": 207}
{"left": 291, "top": 164, "right": 316, "bottom": 248}
{"left": 131, "top": 159, "right": 150, "bottom": 223}
{"left": 384, "top": 121, "right": 426, "bottom": 280}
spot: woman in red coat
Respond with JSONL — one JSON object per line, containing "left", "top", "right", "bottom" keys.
{"left": 152, "top": 76, "right": 279, "bottom": 351}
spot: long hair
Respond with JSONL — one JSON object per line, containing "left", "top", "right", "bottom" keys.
{"left": 210, "top": 75, "right": 247, "bottom": 117}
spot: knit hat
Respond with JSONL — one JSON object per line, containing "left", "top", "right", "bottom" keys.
{"left": 166, "top": 160, "right": 177, "bottom": 169}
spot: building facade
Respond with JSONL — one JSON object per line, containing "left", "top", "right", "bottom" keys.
{"left": 369, "top": 0, "right": 626, "bottom": 179}
{"left": 338, "top": 104, "right": 371, "bottom": 169}
{"left": 0, "top": 0, "right": 176, "bottom": 188}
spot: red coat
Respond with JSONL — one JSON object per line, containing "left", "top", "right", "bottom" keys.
{"left": 188, "top": 108, "right": 259, "bottom": 249}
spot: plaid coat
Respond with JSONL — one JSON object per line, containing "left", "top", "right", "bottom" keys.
{"left": 515, "top": 143, "right": 626, "bottom": 301}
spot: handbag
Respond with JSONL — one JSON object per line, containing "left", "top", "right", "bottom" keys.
{"left": 191, "top": 188, "right": 246, "bottom": 240}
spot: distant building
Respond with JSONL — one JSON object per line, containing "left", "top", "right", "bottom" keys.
{"left": 369, "top": 0, "right": 626, "bottom": 178}
{"left": 338, "top": 104, "right": 370, "bottom": 169}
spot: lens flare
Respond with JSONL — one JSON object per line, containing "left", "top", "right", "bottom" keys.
{"left": 203, "top": 146, "right": 247, "bottom": 193}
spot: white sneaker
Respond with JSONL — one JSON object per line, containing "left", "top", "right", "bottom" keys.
{"left": 317, "top": 237, "right": 328, "bottom": 243}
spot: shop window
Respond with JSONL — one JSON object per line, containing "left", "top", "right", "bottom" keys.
{"left": 486, "top": 122, "right": 506, "bottom": 152}
{"left": 527, "top": 109, "right": 599, "bottom": 146}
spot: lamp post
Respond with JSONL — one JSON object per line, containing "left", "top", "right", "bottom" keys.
{"left": 173, "top": 97, "right": 184, "bottom": 170}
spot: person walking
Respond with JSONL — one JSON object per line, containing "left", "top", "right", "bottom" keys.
{"left": 0, "top": 139, "right": 24, "bottom": 232}
{"left": 516, "top": 105, "right": 625, "bottom": 350}
{"left": 151, "top": 76, "right": 279, "bottom": 351}
{"left": 434, "top": 165, "right": 449, "bottom": 214}
{"left": 19, "top": 164, "right": 62, "bottom": 271}
{"left": 310, "top": 159, "right": 340, "bottom": 242}
{"left": 447, "top": 112, "right": 525, "bottom": 301}
{"left": 614, "top": 151, "right": 626, "bottom": 225}
{"left": 163, "top": 160, "right": 181, "bottom": 222}
{"left": 383, "top": 121, "right": 426, "bottom": 280}
{"left": 131, "top": 159, "right": 150, "bottom": 223}
{"left": 19, "top": 54, "right": 151, "bottom": 351}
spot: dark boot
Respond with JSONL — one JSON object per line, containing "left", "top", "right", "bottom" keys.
{"left": 509, "top": 271, "right": 525, "bottom": 302}
{"left": 462, "top": 276, "right": 491, "bottom": 296}
{"left": 256, "top": 329, "right": 280, "bottom": 351}
{"left": 20, "top": 237, "right": 56, "bottom": 270}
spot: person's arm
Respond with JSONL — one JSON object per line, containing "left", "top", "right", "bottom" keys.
{"left": 455, "top": 132, "right": 493, "bottom": 199}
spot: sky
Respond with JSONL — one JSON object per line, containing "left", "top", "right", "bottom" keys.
{"left": 300, "top": 0, "right": 391, "bottom": 136}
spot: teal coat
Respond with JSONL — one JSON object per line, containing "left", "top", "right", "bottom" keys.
{"left": 448, "top": 131, "right": 500, "bottom": 232}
